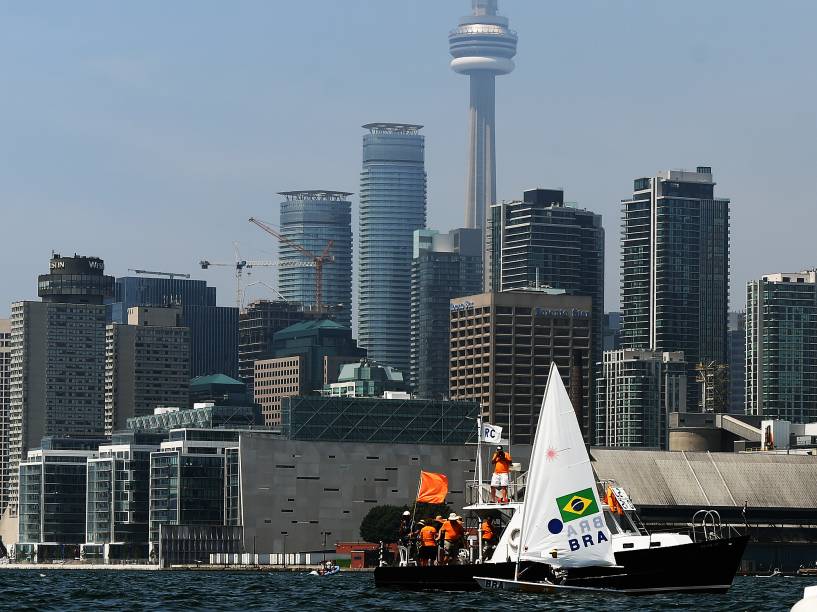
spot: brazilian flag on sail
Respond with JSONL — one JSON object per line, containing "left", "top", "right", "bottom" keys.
{"left": 556, "top": 487, "right": 599, "bottom": 523}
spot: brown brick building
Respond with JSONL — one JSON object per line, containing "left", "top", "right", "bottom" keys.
{"left": 449, "top": 290, "right": 592, "bottom": 444}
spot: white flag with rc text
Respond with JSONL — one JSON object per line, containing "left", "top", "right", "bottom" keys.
{"left": 481, "top": 422, "right": 503, "bottom": 443}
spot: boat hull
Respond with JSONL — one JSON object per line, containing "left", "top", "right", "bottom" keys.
{"left": 376, "top": 534, "right": 749, "bottom": 594}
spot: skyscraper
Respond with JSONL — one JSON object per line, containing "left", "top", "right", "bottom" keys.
{"left": 727, "top": 312, "right": 746, "bottom": 415}
{"left": 0, "top": 319, "right": 10, "bottom": 514}
{"left": 490, "top": 188, "right": 605, "bottom": 394}
{"left": 277, "top": 190, "right": 353, "bottom": 328}
{"left": 449, "top": 0, "right": 517, "bottom": 236}
{"left": 620, "top": 167, "right": 730, "bottom": 409}
{"left": 105, "top": 306, "right": 190, "bottom": 434}
{"left": 112, "top": 276, "right": 238, "bottom": 378}
{"left": 747, "top": 271, "right": 817, "bottom": 423}
{"left": 9, "top": 254, "right": 114, "bottom": 511}
{"left": 410, "top": 228, "right": 482, "bottom": 399}
{"left": 358, "top": 123, "right": 427, "bottom": 374}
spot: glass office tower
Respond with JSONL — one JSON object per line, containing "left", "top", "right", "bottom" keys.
{"left": 277, "top": 190, "right": 353, "bottom": 329}
{"left": 357, "top": 123, "right": 427, "bottom": 374}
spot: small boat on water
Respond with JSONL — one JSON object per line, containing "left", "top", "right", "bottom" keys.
{"left": 376, "top": 363, "right": 748, "bottom": 594}
{"left": 310, "top": 561, "right": 340, "bottom": 576}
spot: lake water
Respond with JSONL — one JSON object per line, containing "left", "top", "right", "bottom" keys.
{"left": 0, "top": 570, "right": 812, "bottom": 611}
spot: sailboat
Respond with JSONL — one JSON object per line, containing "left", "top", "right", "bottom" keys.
{"left": 474, "top": 363, "right": 749, "bottom": 594}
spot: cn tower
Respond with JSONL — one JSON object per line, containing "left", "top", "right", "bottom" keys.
{"left": 449, "top": 0, "right": 517, "bottom": 232}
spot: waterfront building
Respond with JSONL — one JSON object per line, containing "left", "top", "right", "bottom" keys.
{"left": 148, "top": 429, "right": 246, "bottom": 562}
{"left": 0, "top": 319, "right": 10, "bottom": 514}
{"left": 594, "top": 349, "right": 687, "bottom": 449}
{"left": 277, "top": 191, "right": 353, "bottom": 328}
{"left": 357, "top": 123, "right": 427, "bottom": 375}
{"left": 112, "top": 276, "right": 238, "bottom": 379}
{"left": 620, "top": 166, "right": 730, "bottom": 409}
{"left": 84, "top": 431, "right": 165, "bottom": 561}
{"left": 727, "top": 312, "right": 746, "bottom": 414}
{"left": 321, "top": 359, "right": 407, "bottom": 398}
{"left": 104, "top": 306, "right": 190, "bottom": 435}
{"left": 489, "top": 188, "right": 605, "bottom": 379}
{"left": 282, "top": 396, "right": 476, "bottom": 444}
{"left": 410, "top": 228, "right": 482, "bottom": 398}
{"left": 17, "top": 445, "right": 97, "bottom": 561}
{"left": 449, "top": 0, "right": 517, "bottom": 247}
{"left": 747, "top": 271, "right": 817, "bottom": 422}
{"left": 238, "top": 300, "right": 311, "bottom": 398}
{"left": 449, "top": 291, "right": 592, "bottom": 444}
{"left": 8, "top": 254, "right": 113, "bottom": 512}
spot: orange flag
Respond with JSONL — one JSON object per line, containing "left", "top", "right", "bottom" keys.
{"left": 416, "top": 471, "right": 448, "bottom": 504}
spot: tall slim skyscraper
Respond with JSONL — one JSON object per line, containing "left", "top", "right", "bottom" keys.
{"left": 0, "top": 319, "right": 10, "bottom": 514}
{"left": 278, "top": 190, "right": 353, "bottom": 328}
{"left": 358, "top": 123, "right": 427, "bottom": 374}
{"left": 449, "top": 0, "right": 517, "bottom": 236}
{"left": 620, "top": 166, "right": 730, "bottom": 410}
{"left": 490, "top": 188, "right": 605, "bottom": 398}
{"left": 747, "top": 271, "right": 817, "bottom": 423}
{"left": 9, "top": 254, "right": 114, "bottom": 511}
{"left": 112, "top": 276, "right": 238, "bottom": 378}
{"left": 410, "top": 228, "right": 482, "bottom": 399}
{"left": 727, "top": 312, "right": 746, "bottom": 415}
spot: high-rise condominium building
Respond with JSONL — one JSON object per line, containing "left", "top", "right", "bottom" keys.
{"left": 449, "top": 291, "right": 592, "bottom": 444}
{"left": 490, "top": 188, "right": 605, "bottom": 380}
{"left": 747, "top": 271, "right": 817, "bottom": 422}
{"left": 112, "top": 276, "right": 238, "bottom": 378}
{"left": 358, "top": 123, "right": 427, "bottom": 374}
{"left": 104, "top": 306, "right": 190, "bottom": 435}
{"left": 0, "top": 319, "right": 10, "bottom": 514}
{"left": 8, "top": 254, "right": 114, "bottom": 511}
{"left": 620, "top": 166, "right": 730, "bottom": 409}
{"left": 595, "top": 349, "right": 687, "bottom": 449}
{"left": 410, "top": 228, "right": 482, "bottom": 399}
{"left": 449, "top": 0, "right": 517, "bottom": 241}
{"left": 277, "top": 191, "right": 353, "bottom": 329}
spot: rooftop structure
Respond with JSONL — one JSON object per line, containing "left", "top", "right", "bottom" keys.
{"left": 361, "top": 123, "right": 423, "bottom": 134}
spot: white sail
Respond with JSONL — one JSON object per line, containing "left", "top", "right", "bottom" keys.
{"left": 518, "top": 363, "right": 615, "bottom": 567}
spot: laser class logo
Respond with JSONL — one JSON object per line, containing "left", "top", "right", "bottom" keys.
{"left": 555, "top": 488, "right": 599, "bottom": 523}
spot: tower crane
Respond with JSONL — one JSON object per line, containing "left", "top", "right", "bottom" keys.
{"left": 199, "top": 242, "right": 313, "bottom": 309}
{"left": 248, "top": 217, "right": 334, "bottom": 312}
{"left": 128, "top": 268, "right": 191, "bottom": 279}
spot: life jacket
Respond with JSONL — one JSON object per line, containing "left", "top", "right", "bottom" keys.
{"left": 481, "top": 521, "right": 494, "bottom": 541}
{"left": 492, "top": 452, "right": 512, "bottom": 474}
{"left": 419, "top": 525, "right": 437, "bottom": 547}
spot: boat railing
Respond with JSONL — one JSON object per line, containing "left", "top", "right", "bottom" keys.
{"left": 691, "top": 509, "right": 741, "bottom": 541}
{"left": 465, "top": 471, "right": 526, "bottom": 505}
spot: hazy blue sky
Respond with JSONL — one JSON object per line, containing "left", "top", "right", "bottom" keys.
{"left": 1, "top": 0, "right": 815, "bottom": 315}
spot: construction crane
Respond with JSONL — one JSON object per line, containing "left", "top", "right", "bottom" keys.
{"left": 128, "top": 268, "right": 191, "bottom": 279}
{"left": 199, "top": 242, "right": 313, "bottom": 309}
{"left": 248, "top": 217, "right": 334, "bottom": 312}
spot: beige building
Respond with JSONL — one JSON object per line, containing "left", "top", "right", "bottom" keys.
{"left": 0, "top": 320, "right": 10, "bottom": 514}
{"left": 449, "top": 290, "right": 592, "bottom": 444}
{"left": 105, "top": 307, "right": 190, "bottom": 434}
{"left": 254, "top": 356, "right": 306, "bottom": 426}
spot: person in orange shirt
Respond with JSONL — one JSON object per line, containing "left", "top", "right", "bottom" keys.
{"left": 491, "top": 445, "right": 512, "bottom": 503}
{"left": 481, "top": 517, "right": 496, "bottom": 557}
{"left": 416, "top": 520, "right": 438, "bottom": 567}
{"left": 437, "top": 513, "right": 465, "bottom": 565}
